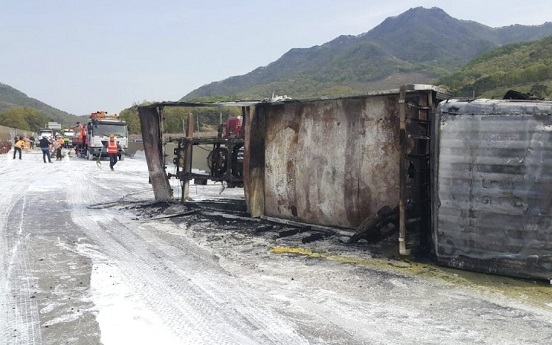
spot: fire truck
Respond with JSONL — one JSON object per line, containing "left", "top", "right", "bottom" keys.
{"left": 73, "top": 111, "right": 128, "bottom": 160}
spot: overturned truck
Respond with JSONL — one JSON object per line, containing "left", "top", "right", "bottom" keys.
{"left": 138, "top": 85, "right": 552, "bottom": 281}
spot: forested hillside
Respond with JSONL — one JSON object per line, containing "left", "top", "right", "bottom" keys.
{"left": 436, "top": 35, "right": 552, "bottom": 99}
{"left": 4, "top": 6, "right": 552, "bottom": 134}
{"left": 182, "top": 7, "right": 552, "bottom": 102}
{"left": 0, "top": 83, "right": 83, "bottom": 130}
{"left": 119, "top": 104, "right": 242, "bottom": 135}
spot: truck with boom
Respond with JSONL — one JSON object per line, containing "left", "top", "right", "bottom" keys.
{"left": 73, "top": 111, "right": 128, "bottom": 160}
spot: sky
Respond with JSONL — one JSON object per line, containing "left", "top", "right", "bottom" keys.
{"left": 1, "top": 0, "right": 551, "bottom": 116}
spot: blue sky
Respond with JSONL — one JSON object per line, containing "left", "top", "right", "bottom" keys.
{"left": 1, "top": 0, "right": 551, "bottom": 115}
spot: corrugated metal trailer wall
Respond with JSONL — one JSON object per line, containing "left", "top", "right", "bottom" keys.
{"left": 431, "top": 99, "right": 552, "bottom": 280}
{"left": 245, "top": 86, "right": 446, "bottom": 231}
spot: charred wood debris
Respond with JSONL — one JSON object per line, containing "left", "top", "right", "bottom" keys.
{"left": 115, "top": 199, "right": 401, "bottom": 250}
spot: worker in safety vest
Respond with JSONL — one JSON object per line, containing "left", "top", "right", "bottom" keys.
{"left": 23, "top": 136, "right": 30, "bottom": 150}
{"left": 56, "top": 136, "right": 64, "bottom": 160}
{"left": 77, "top": 122, "right": 86, "bottom": 154}
{"left": 107, "top": 133, "right": 119, "bottom": 171}
{"left": 13, "top": 136, "right": 24, "bottom": 159}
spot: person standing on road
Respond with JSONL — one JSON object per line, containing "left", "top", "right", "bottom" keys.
{"left": 52, "top": 136, "right": 60, "bottom": 160}
{"left": 39, "top": 136, "right": 53, "bottom": 163}
{"left": 23, "top": 136, "right": 31, "bottom": 151}
{"left": 107, "top": 133, "right": 119, "bottom": 171}
{"left": 13, "top": 136, "right": 24, "bottom": 159}
{"left": 55, "top": 136, "right": 64, "bottom": 160}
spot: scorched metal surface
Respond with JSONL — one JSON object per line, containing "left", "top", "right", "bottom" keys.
{"left": 431, "top": 98, "right": 552, "bottom": 280}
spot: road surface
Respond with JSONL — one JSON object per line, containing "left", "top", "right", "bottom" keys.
{"left": 1, "top": 149, "right": 552, "bottom": 344}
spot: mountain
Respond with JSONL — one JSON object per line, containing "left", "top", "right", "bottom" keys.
{"left": 0, "top": 83, "right": 83, "bottom": 127}
{"left": 436, "top": 35, "right": 552, "bottom": 99}
{"left": 181, "top": 7, "right": 552, "bottom": 101}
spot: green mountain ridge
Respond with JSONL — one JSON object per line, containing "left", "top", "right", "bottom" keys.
{"left": 182, "top": 6, "right": 552, "bottom": 101}
{"left": 3, "top": 6, "right": 552, "bottom": 133}
{"left": 0, "top": 83, "right": 83, "bottom": 128}
{"left": 437, "top": 35, "right": 552, "bottom": 98}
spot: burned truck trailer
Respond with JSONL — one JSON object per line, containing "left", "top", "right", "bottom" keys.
{"left": 431, "top": 98, "right": 552, "bottom": 280}
{"left": 138, "top": 85, "right": 447, "bottom": 254}
{"left": 138, "top": 85, "right": 552, "bottom": 281}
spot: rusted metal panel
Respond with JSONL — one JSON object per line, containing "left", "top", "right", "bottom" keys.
{"left": 136, "top": 85, "right": 447, "bottom": 235}
{"left": 256, "top": 94, "right": 402, "bottom": 228}
{"left": 432, "top": 99, "right": 552, "bottom": 280}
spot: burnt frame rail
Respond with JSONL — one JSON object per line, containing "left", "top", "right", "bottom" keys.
{"left": 138, "top": 101, "right": 256, "bottom": 202}
{"left": 169, "top": 136, "right": 245, "bottom": 187}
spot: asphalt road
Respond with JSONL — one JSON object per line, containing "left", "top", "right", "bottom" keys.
{"left": 1, "top": 150, "right": 552, "bottom": 345}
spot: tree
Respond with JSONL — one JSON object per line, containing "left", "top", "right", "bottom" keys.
{"left": 0, "top": 110, "right": 28, "bottom": 130}
{"left": 530, "top": 84, "right": 549, "bottom": 99}
{"left": 0, "top": 107, "right": 34, "bottom": 130}
{"left": 0, "top": 107, "right": 48, "bottom": 131}
{"left": 119, "top": 103, "right": 245, "bottom": 136}
{"left": 23, "top": 107, "right": 48, "bottom": 131}
{"left": 162, "top": 107, "right": 188, "bottom": 134}
{"left": 119, "top": 106, "right": 141, "bottom": 135}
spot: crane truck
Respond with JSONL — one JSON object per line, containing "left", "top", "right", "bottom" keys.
{"left": 73, "top": 111, "right": 128, "bottom": 160}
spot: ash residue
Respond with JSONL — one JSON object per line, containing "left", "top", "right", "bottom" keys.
{"left": 123, "top": 197, "right": 402, "bottom": 260}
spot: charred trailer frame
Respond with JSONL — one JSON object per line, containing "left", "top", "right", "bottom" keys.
{"left": 139, "top": 86, "right": 552, "bottom": 280}
{"left": 138, "top": 102, "right": 255, "bottom": 202}
{"left": 431, "top": 98, "right": 552, "bottom": 280}
{"left": 173, "top": 134, "right": 245, "bottom": 188}
{"left": 245, "top": 85, "right": 449, "bottom": 254}
{"left": 138, "top": 86, "right": 449, "bottom": 254}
